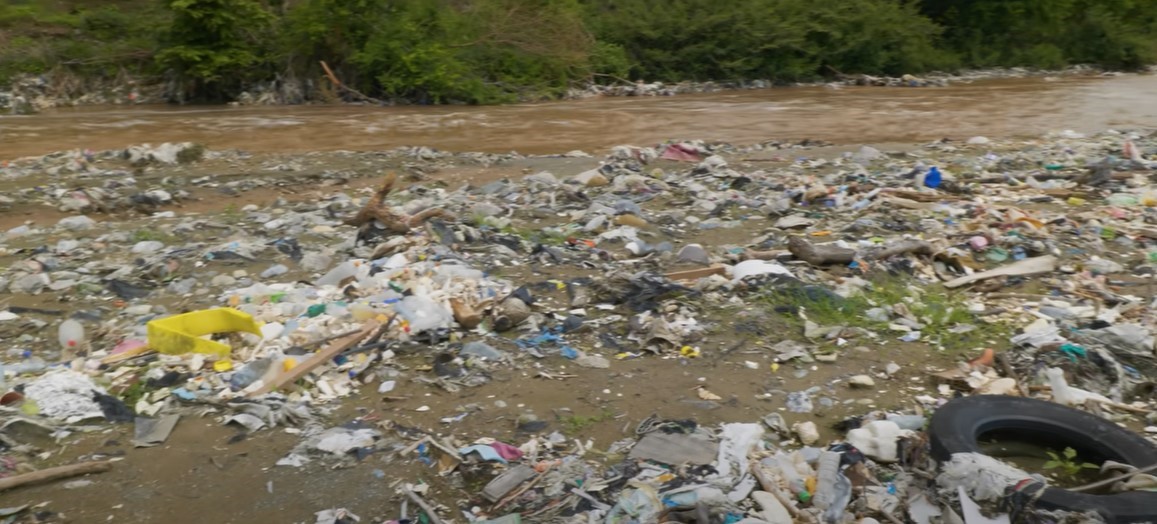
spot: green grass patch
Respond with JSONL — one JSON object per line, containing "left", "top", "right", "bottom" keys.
{"left": 558, "top": 408, "right": 615, "bottom": 435}
{"left": 755, "top": 275, "right": 1011, "bottom": 353}
{"left": 130, "top": 229, "right": 175, "bottom": 244}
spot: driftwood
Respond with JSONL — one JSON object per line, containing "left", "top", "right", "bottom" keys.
{"left": 319, "top": 60, "right": 384, "bottom": 105}
{"left": 0, "top": 461, "right": 111, "bottom": 492}
{"left": 345, "top": 172, "right": 456, "bottom": 233}
{"left": 246, "top": 321, "right": 378, "bottom": 397}
{"left": 787, "top": 236, "right": 855, "bottom": 266}
{"left": 742, "top": 249, "right": 790, "bottom": 261}
{"left": 943, "top": 255, "right": 1058, "bottom": 289}
{"left": 861, "top": 239, "right": 934, "bottom": 261}
{"left": 788, "top": 236, "right": 936, "bottom": 267}
{"left": 664, "top": 266, "right": 727, "bottom": 281}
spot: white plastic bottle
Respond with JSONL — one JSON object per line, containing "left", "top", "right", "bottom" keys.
{"left": 59, "top": 319, "right": 86, "bottom": 351}
{"left": 315, "top": 260, "right": 362, "bottom": 286}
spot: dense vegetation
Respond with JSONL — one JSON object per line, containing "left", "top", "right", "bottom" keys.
{"left": 1, "top": 0, "right": 1155, "bottom": 103}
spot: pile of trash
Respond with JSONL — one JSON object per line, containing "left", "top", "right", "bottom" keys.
{"left": 0, "top": 73, "right": 158, "bottom": 115}
{"left": 565, "top": 66, "right": 1106, "bottom": 100}
{"left": 1, "top": 127, "right": 1157, "bottom": 521}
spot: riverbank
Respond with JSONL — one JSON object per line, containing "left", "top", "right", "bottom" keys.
{"left": 5, "top": 72, "right": 1157, "bottom": 162}
{"left": 0, "top": 129, "right": 1155, "bottom": 522}
{"left": 0, "top": 65, "right": 1118, "bottom": 116}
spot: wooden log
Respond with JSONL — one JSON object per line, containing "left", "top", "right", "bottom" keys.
{"left": 246, "top": 321, "right": 379, "bottom": 397}
{"left": 788, "top": 236, "right": 855, "bottom": 266}
{"left": 0, "top": 461, "right": 111, "bottom": 492}
{"left": 861, "top": 239, "right": 934, "bottom": 260}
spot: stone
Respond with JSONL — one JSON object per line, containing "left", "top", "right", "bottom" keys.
{"left": 848, "top": 374, "right": 876, "bottom": 388}
{"left": 967, "top": 136, "right": 991, "bottom": 145}
{"left": 614, "top": 214, "right": 648, "bottom": 228}
{"left": 132, "top": 241, "right": 164, "bottom": 254}
{"left": 57, "top": 216, "right": 97, "bottom": 230}
{"left": 774, "top": 215, "right": 815, "bottom": 229}
{"left": 300, "top": 252, "right": 332, "bottom": 272}
{"left": 677, "top": 244, "right": 710, "bottom": 265}
{"left": 524, "top": 171, "right": 558, "bottom": 185}
{"left": 211, "top": 275, "right": 237, "bottom": 287}
{"left": 573, "top": 169, "right": 609, "bottom": 187}
{"left": 792, "top": 421, "right": 819, "bottom": 445}
{"left": 10, "top": 273, "right": 49, "bottom": 295}
{"left": 853, "top": 145, "right": 883, "bottom": 163}
{"left": 471, "top": 202, "right": 504, "bottom": 218}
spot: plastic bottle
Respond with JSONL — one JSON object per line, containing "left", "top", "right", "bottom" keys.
{"left": 349, "top": 303, "right": 377, "bottom": 321}
{"left": 392, "top": 296, "right": 452, "bottom": 333}
{"left": 58, "top": 320, "right": 85, "bottom": 351}
{"left": 315, "top": 260, "right": 362, "bottom": 286}
{"left": 8, "top": 357, "right": 48, "bottom": 376}
{"left": 1107, "top": 193, "right": 1139, "bottom": 207}
{"left": 813, "top": 451, "right": 850, "bottom": 523}
{"left": 260, "top": 264, "right": 288, "bottom": 278}
{"left": 229, "top": 358, "right": 274, "bottom": 391}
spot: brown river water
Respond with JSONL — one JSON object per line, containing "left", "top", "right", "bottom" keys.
{"left": 2, "top": 73, "right": 1156, "bottom": 159}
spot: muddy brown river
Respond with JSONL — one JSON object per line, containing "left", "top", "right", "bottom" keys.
{"left": 2, "top": 74, "right": 1156, "bottom": 159}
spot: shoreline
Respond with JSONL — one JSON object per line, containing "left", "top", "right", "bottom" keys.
{"left": 0, "top": 64, "right": 1120, "bottom": 115}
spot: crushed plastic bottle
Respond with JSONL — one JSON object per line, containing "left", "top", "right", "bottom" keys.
{"left": 58, "top": 319, "right": 85, "bottom": 351}
{"left": 315, "top": 260, "right": 363, "bottom": 287}
{"left": 1107, "top": 193, "right": 1139, "bottom": 207}
{"left": 8, "top": 357, "right": 48, "bottom": 376}
{"left": 229, "top": 357, "right": 274, "bottom": 391}
{"left": 392, "top": 295, "right": 453, "bottom": 333}
{"left": 260, "top": 264, "right": 289, "bottom": 278}
{"left": 813, "top": 451, "right": 851, "bottom": 523}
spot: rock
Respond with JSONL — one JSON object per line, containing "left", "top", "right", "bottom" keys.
{"left": 697, "top": 155, "right": 727, "bottom": 171}
{"left": 132, "top": 241, "right": 165, "bottom": 254}
{"left": 5, "top": 225, "right": 31, "bottom": 237}
{"left": 57, "top": 216, "right": 96, "bottom": 230}
{"left": 0, "top": 277, "right": 7, "bottom": 293}
{"left": 524, "top": 171, "right": 558, "bottom": 185}
{"left": 853, "top": 145, "right": 883, "bottom": 163}
{"left": 792, "top": 421, "right": 819, "bottom": 445}
{"left": 55, "top": 240, "right": 80, "bottom": 254}
{"left": 677, "top": 244, "right": 710, "bottom": 265}
{"left": 574, "top": 354, "right": 610, "bottom": 368}
{"left": 10, "top": 273, "right": 49, "bottom": 294}
{"left": 124, "top": 142, "right": 203, "bottom": 165}
{"left": 211, "top": 276, "right": 236, "bottom": 290}
{"left": 615, "top": 214, "right": 648, "bottom": 228}
{"left": 848, "top": 374, "right": 876, "bottom": 388}
{"left": 967, "top": 136, "right": 991, "bottom": 145}
{"left": 471, "top": 202, "right": 504, "bottom": 218}
{"left": 774, "top": 215, "right": 815, "bottom": 229}
{"left": 300, "top": 252, "right": 333, "bottom": 272}
{"left": 573, "top": 169, "right": 609, "bottom": 187}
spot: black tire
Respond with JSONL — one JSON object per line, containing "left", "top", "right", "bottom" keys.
{"left": 929, "top": 395, "right": 1157, "bottom": 524}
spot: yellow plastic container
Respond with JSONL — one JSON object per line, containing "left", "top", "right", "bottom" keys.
{"left": 147, "top": 308, "right": 262, "bottom": 357}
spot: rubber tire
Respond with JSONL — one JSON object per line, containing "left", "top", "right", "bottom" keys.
{"left": 929, "top": 395, "right": 1157, "bottom": 524}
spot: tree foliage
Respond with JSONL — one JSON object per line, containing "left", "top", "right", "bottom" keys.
{"left": 157, "top": 0, "right": 274, "bottom": 100}
{"left": 5, "top": 0, "right": 1156, "bottom": 103}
